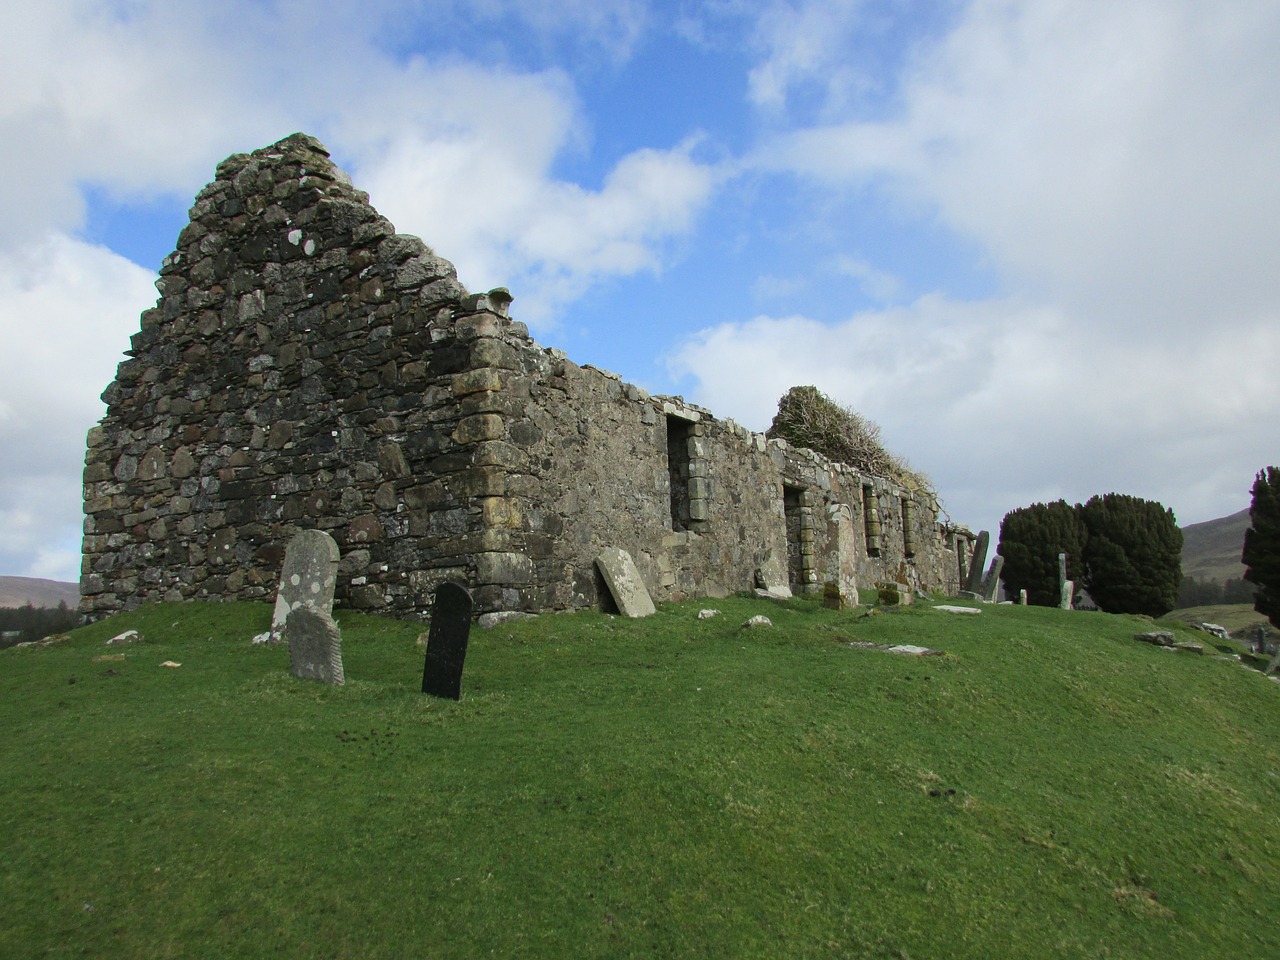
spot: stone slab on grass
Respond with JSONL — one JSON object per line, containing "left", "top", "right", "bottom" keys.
{"left": 595, "top": 548, "right": 656, "bottom": 617}
{"left": 934, "top": 605, "right": 981, "bottom": 615}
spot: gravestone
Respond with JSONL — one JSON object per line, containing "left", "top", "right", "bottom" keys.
{"left": 964, "top": 530, "right": 990, "bottom": 595}
{"left": 980, "top": 555, "right": 1004, "bottom": 602}
{"left": 1058, "top": 552, "right": 1068, "bottom": 588}
{"left": 422, "top": 582, "right": 473, "bottom": 700}
{"left": 270, "top": 530, "right": 340, "bottom": 642}
{"left": 1060, "top": 579, "right": 1074, "bottom": 610}
{"left": 595, "top": 548, "right": 656, "bottom": 617}
{"left": 285, "top": 607, "right": 345, "bottom": 684}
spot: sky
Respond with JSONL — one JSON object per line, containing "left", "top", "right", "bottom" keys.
{"left": 1, "top": 0, "right": 1278, "bottom": 585}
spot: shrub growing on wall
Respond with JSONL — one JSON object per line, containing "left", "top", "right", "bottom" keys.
{"left": 998, "top": 500, "right": 1087, "bottom": 606}
{"left": 766, "top": 386, "right": 931, "bottom": 493}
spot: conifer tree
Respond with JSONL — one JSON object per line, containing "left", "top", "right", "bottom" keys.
{"left": 1242, "top": 467, "right": 1280, "bottom": 672}
{"left": 998, "top": 500, "right": 1087, "bottom": 605}
{"left": 1079, "top": 493, "right": 1182, "bottom": 616}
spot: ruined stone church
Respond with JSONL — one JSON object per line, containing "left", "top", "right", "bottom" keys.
{"left": 81, "top": 134, "right": 975, "bottom": 620}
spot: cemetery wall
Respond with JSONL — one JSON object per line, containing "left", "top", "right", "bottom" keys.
{"left": 81, "top": 134, "right": 974, "bottom": 621}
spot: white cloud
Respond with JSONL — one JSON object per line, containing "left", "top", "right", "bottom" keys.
{"left": 669, "top": 0, "right": 1280, "bottom": 537}
{"left": 0, "top": 234, "right": 155, "bottom": 581}
{"left": 746, "top": 0, "right": 875, "bottom": 113}
{"left": 358, "top": 121, "right": 718, "bottom": 325}
{"left": 669, "top": 294, "right": 1280, "bottom": 539}
{"left": 756, "top": 0, "right": 1280, "bottom": 328}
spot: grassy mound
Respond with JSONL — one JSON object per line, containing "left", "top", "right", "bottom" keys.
{"left": 3, "top": 596, "right": 1279, "bottom": 958}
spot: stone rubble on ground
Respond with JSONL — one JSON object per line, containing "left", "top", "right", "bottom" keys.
{"left": 743, "top": 615, "right": 772, "bottom": 628}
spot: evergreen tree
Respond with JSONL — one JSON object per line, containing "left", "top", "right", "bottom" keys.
{"left": 1079, "top": 494, "right": 1182, "bottom": 616}
{"left": 998, "top": 500, "right": 1087, "bottom": 605}
{"left": 1242, "top": 467, "right": 1280, "bottom": 632}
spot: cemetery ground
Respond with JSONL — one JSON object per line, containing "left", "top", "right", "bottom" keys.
{"left": 3, "top": 595, "right": 1279, "bottom": 959}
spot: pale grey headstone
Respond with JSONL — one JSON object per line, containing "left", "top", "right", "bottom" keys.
{"left": 980, "top": 555, "right": 1004, "bottom": 602}
{"left": 285, "top": 607, "right": 345, "bottom": 684}
{"left": 595, "top": 547, "right": 656, "bottom": 617}
{"left": 1060, "top": 579, "right": 1074, "bottom": 610}
{"left": 270, "top": 530, "right": 340, "bottom": 642}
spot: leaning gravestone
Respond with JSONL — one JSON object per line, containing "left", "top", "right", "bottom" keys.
{"left": 270, "top": 530, "right": 340, "bottom": 642}
{"left": 964, "top": 531, "right": 990, "bottom": 595}
{"left": 595, "top": 547, "right": 656, "bottom": 617}
{"left": 285, "top": 607, "right": 345, "bottom": 684}
{"left": 980, "top": 555, "right": 1004, "bottom": 602}
{"left": 422, "top": 582, "right": 473, "bottom": 700}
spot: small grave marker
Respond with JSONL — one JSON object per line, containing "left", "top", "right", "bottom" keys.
{"left": 422, "top": 582, "right": 473, "bottom": 700}
{"left": 270, "top": 530, "right": 340, "bottom": 642}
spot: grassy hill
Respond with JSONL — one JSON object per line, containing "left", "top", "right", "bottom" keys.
{"left": 1180, "top": 508, "right": 1250, "bottom": 583}
{"left": 4, "top": 595, "right": 1280, "bottom": 959}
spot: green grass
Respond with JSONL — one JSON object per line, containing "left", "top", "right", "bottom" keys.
{"left": 1163, "top": 602, "right": 1270, "bottom": 635}
{"left": 3, "top": 596, "right": 1280, "bottom": 958}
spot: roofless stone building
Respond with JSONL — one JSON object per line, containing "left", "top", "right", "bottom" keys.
{"left": 81, "top": 134, "right": 975, "bottom": 620}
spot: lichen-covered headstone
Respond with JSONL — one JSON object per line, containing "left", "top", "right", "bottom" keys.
{"left": 595, "top": 547, "right": 656, "bottom": 617}
{"left": 422, "top": 582, "right": 473, "bottom": 700}
{"left": 270, "top": 530, "right": 340, "bottom": 642}
{"left": 285, "top": 607, "right": 345, "bottom": 684}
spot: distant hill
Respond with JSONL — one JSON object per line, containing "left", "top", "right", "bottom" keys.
{"left": 0, "top": 577, "right": 79, "bottom": 609}
{"left": 1181, "top": 508, "right": 1250, "bottom": 583}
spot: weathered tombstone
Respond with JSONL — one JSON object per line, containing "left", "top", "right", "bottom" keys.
{"left": 1060, "top": 579, "right": 1074, "bottom": 610}
{"left": 285, "top": 607, "right": 345, "bottom": 684}
{"left": 1057, "top": 552, "right": 1068, "bottom": 588}
{"left": 964, "top": 530, "right": 990, "bottom": 595}
{"left": 1019, "top": 588, "right": 1028, "bottom": 605}
{"left": 980, "top": 555, "right": 1004, "bottom": 602}
{"left": 270, "top": 530, "right": 340, "bottom": 642}
{"left": 595, "top": 547, "right": 656, "bottom": 617}
{"left": 422, "top": 582, "right": 474, "bottom": 700}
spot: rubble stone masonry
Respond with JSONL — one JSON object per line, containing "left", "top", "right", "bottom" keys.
{"left": 82, "top": 134, "right": 973, "bottom": 620}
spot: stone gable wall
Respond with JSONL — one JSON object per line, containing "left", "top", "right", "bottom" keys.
{"left": 82, "top": 133, "right": 973, "bottom": 621}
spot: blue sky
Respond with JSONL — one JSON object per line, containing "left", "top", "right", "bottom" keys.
{"left": 2, "top": 0, "right": 1279, "bottom": 584}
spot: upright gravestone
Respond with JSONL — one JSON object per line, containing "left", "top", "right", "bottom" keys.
{"left": 422, "top": 582, "right": 474, "bottom": 700}
{"left": 270, "top": 530, "right": 341, "bottom": 642}
{"left": 285, "top": 607, "right": 345, "bottom": 684}
{"left": 963, "top": 530, "right": 990, "bottom": 595}
{"left": 1060, "top": 579, "right": 1075, "bottom": 610}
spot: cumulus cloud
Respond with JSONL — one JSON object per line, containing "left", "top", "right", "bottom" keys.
{"left": 756, "top": 0, "right": 1280, "bottom": 328}
{"left": 664, "top": 0, "right": 1280, "bottom": 537}
{"left": 669, "top": 295, "right": 1280, "bottom": 539}
{"left": 0, "top": 235, "right": 155, "bottom": 580}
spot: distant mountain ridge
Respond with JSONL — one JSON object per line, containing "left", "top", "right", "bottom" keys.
{"left": 1181, "top": 508, "right": 1250, "bottom": 583}
{"left": 0, "top": 577, "right": 79, "bottom": 609}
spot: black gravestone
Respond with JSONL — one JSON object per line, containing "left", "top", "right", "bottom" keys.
{"left": 421, "top": 582, "right": 474, "bottom": 700}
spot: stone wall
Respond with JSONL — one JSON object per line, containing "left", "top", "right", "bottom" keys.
{"left": 82, "top": 133, "right": 974, "bottom": 621}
